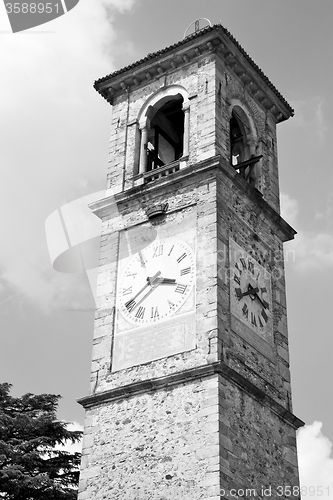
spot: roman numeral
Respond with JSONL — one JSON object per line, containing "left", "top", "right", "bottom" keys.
{"left": 235, "top": 287, "right": 242, "bottom": 300}
{"left": 153, "top": 245, "right": 163, "bottom": 258}
{"left": 262, "top": 299, "right": 269, "bottom": 310}
{"left": 258, "top": 316, "right": 263, "bottom": 328}
{"left": 242, "top": 303, "right": 249, "bottom": 319}
{"left": 234, "top": 274, "right": 241, "bottom": 286}
{"left": 261, "top": 308, "right": 268, "bottom": 323}
{"left": 151, "top": 306, "right": 159, "bottom": 319}
{"left": 138, "top": 251, "right": 147, "bottom": 267}
{"left": 126, "top": 271, "right": 137, "bottom": 278}
{"left": 251, "top": 312, "right": 257, "bottom": 327}
{"left": 175, "top": 284, "right": 187, "bottom": 294}
{"left": 135, "top": 306, "right": 145, "bottom": 319}
{"left": 235, "top": 262, "right": 242, "bottom": 274}
{"left": 180, "top": 267, "right": 191, "bottom": 276}
{"left": 248, "top": 260, "right": 254, "bottom": 274}
{"left": 177, "top": 253, "right": 187, "bottom": 263}
{"left": 168, "top": 245, "right": 174, "bottom": 256}
{"left": 240, "top": 257, "right": 247, "bottom": 269}
{"left": 125, "top": 299, "right": 136, "bottom": 312}
{"left": 122, "top": 286, "right": 132, "bottom": 296}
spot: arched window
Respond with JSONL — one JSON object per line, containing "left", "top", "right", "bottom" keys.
{"left": 229, "top": 105, "right": 260, "bottom": 187}
{"left": 146, "top": 95, "right": 184, "bottom": 171}
{"left": 136, "top": 86, "right": 190, "bottom": 184}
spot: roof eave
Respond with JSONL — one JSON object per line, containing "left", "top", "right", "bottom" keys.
{"left": 94, "top": 24, "right": 293, "bottom": 122}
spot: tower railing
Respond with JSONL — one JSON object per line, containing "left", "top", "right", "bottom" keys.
{"left": 143, "top": 160, "right": 180, "bottom": 184}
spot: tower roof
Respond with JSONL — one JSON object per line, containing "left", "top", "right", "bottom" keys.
{"left": 95, "top": 24, "right": 293, "bottom": 123}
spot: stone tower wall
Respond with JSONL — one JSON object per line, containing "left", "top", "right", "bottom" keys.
{"left": 78, "top": 25, "right": 301, "bottom": 500}
{"left": 79, "top": 372, "right": 299, "bottom": 499}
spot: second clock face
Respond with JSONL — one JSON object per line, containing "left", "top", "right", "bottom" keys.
{"left": 229, "top": 239, "right": 272, "bottom": 339}
{"left": 118, "top": 239, "right": 195, "bottom": 326}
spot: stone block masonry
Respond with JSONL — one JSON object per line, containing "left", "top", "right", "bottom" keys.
{"left": 79, "top": 376, "right": 220, "bottom": 500}
{"left": 79, "top": 369, "right": 300, "bottom": 499}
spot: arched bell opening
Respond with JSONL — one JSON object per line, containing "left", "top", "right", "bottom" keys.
{"left": 135, "top": 87, "right": 190, "bottom": 183}
{"left": 146, "top": 95, "right": 184, "bottom": 171}
{"left": 229, "top": 105, "right": 260, "bottom": 188}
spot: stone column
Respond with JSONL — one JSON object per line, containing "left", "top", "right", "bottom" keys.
{"left": 182, "top": 102, "right": 190, "bottom": 158}
{"left": 139, "top": 126, "right": 148, "bottom": 175}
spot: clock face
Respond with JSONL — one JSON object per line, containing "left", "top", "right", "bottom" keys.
{"left": 230, "top": 240, "right": 272, "bottom": 338}
{"left": 118, "top": 239, "right": 195, "bottom": 326}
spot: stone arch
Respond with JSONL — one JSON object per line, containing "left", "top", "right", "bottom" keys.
{"left": 138, "top": 85, "right": 190, "bottom": 128}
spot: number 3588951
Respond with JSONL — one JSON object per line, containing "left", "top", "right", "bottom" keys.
{"left": 5, "top": 3, "right": 60, "bottom": 14}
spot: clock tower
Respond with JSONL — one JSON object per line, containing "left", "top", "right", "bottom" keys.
{"left": 78, "top": 23, "right": 303, "bottom": 499}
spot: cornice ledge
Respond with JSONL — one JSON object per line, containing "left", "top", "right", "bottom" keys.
{"left": 87, "top": 156, "right": 221, "bottom": 220}
{"left": 88, "top": 192, "right": 121, "bottom": 219}
{"left": 92, "top": 156, "right": 221, "bottom": 218}
{"left": 88, "top": 157, "right": 296, "bottom": 243}
{"left": 77, "top": 361, "right": 304, "bottom": 430}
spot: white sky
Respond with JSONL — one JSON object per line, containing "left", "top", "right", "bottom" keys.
{"left": 0, "top": 0, "right": 332, "bottom": 495}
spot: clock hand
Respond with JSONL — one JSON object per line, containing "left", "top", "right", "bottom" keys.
{"left": 126, "top": 273, "right": 177, "bottom": 312}
{"left": 247, "top": 284, "right": 269, "bottom": 310}
{"left": 133, "top": 279, "right": 164, "bottom": 309}
{"left": 133, "top": 277, "right": 178, "bottom": 310}
{"left": 146, "top": 272, "right": 163, "bottom": 286}
{"left": 236, "top": 285, "right": 269, "bottom": 309}
{"left": 254, "top": 292, "right": 269, "bottom": 310}
{"left": 147, "top": 276, "right": 176, "bottom": 285}
{"left": 132, "top": 275, "right": 177, "bottom": 309}
{"left": 125, "top": 271, "right": 161, "bottom": 308}
{"left": 238, "top": 286, "right": 259, "bottom": 298}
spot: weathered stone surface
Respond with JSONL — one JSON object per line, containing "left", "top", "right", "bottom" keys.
{"left": 79, "top": 378, "right": 220, "bottom": 499}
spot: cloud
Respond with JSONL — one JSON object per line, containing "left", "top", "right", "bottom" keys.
{"left": 314, "top": 193, "right": 333, "bottom": 226}
{"left": 290, "top": 97, "right": 328, "bottom": 142}
{"left": 281, "top": 193, "right": 333, "bottom": 271}
{"left": 297, "top": 422, "right": 333, "bottom": 498}
{"left": 0, "top": 250, "right": 94, "bottom": 313}
{"left": 0, "top": 0, "right": 139, "bottom": 312}
{"left": 105, "top": 0, "right": 139, "bottom": 13}
{"left": 280, "top": 193, "right": 299, "bottom": 227}
{"left": 291, "top": 232, "right": 333, "bottom": 270}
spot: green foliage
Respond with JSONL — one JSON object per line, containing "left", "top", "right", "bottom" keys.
{"left": 0, "top": 383, "right": 82, "bottom": 500}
